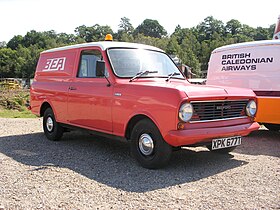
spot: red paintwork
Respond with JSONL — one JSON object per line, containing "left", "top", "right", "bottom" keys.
{"left": 30, "top": 42, "right": 260, "bottom": 147}
{"left": 166, "top": 121, "right": 259, "bottom": 146}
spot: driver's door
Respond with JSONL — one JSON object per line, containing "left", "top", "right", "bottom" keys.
{"left": 67, "top": 48, "right": 113, "bottom": 132}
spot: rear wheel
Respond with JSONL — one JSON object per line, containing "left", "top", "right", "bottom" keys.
{"left": 206, "top": 145, "right": 237, "bottom": 154}
{"left": 130, "top": 119, "right": 172, "bottom": 169}
{"left": 43, "top": 108, "right": 63, "bottom": 141}
{"left": 264, "top": 123, "right": 280, "bottom": 131}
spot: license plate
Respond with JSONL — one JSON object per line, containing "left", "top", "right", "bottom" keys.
{"left": 212, "top": 136, "right": 242, "bottom": 150}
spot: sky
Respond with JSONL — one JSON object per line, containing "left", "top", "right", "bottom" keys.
{"left": 1, "top": 0, "right": 280, "bottom": 42}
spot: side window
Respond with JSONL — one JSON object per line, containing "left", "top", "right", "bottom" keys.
{"left": 78, "top": 50, "right": 102, "bottom": 78}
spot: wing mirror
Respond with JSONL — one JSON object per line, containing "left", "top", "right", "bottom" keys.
{"left": 96, "top": 60, "right": 105, "bottom": 77}
{"left": 96, "top": 60, "right": 111, "bottom": 87}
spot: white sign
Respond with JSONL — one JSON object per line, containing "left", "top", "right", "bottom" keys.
{"left": 220, "top": 53, "right": 273, "bottom": 71}
{"left": 43, "top": 57, "right": 66, "bottom": 71}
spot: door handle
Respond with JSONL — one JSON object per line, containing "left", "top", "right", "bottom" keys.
{"left": 69, "top": 86, "right": 77, "bottom": 90}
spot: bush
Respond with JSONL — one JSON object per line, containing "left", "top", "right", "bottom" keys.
{"left": 0, "top": 89, "right": 29, "bottom": 111}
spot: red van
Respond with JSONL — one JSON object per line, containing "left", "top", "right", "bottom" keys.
{"left": 30, "top": 37, "right": 259, "bottom": 168}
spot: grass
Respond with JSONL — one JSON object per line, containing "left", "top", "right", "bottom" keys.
{"left": 0, "top": 107, "right": 37, "bottom": 118}
{"left": 0, "top": 88, "right": 37, "bottom": 118}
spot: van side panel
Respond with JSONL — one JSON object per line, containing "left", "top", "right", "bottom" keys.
{"left": 36, "top": 50, "right": 77, "bottom": 77}
{"left": 31, "top": 49, "right": 78, "bottom": 123}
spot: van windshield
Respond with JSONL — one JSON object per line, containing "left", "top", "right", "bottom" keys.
{"left": 107, "top": 48, "right": 184, "bottom": 79}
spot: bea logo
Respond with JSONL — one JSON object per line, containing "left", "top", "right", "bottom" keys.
{"left": 43, "top": 57, "right": 66, "bottom": 71}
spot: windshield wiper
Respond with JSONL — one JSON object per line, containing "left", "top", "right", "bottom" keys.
{"left": 129, "top": 70, "right": 158, "bottom": 82}
{"left": 166, "top": 72, "right": 181, "bottom": 82}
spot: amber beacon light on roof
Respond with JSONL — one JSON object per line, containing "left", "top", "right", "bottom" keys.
{"left": 105, "top": 34, "right": 113, "bottom": 41}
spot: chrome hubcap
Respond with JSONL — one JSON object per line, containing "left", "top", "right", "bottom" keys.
{"left": 139, "top": 133, "right": 154, "bottom": 156}
{"left": 46, "top": 117, "right": 54, "bottom": 132}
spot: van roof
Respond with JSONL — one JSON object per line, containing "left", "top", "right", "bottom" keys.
{"left": 42, "top": 41, "right": 163, "bottom": 53}
{"left": 212, "top": 40, "right": 280, "bottom": 53}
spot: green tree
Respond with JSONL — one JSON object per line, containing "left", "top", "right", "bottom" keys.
{"left": 198, "top": 40, "right": 211, "bottom": 71}
{"left": 170, "top": 26, "right": 202, "bottom": 73}
{"left": 253, "top": 27, "right": 271, "bottom": 40}
{"left": 172, "top": 26, "right": 193, "bottom": 45}
{"left": 179, "top": 37, "right": 201, "bottom": 76}
{"left": 0, "top": 48, "right": 22, "bottom": 78}
{"left": 0, "top": 41, "right": 6, "bottom": 48}
{"left": 118, "top": 17, "right": 134, "bottom": 34}
{"left": 7, "top": 35, "right": 24, "bottom": 50}
{"left": 117, "top": 33, "right": 134, "bottom": 42}
{"left": 133, "top": 33, "right": 168, "bottom": 50}
{"left": 16, "top": 45, "right": 42, "bottom": 78}
{"left": 56, "top": 33, "right": 84, "bottom": 45}
{"left": 74, "top": 25, "right": 90, "bottom": 42}
{"left": 116, "top": 17, "right": 135, "bottom": 41}
{"left": 240, "top": 24, "right": 255, "bottom": 39}
{"left": 268, "top": 24, "right": 276, "bottom": 38}
{"left": 182, "top": 29, "right": 200, "bottom": 55}
{"left": 134, "top": 19, "right": 167, "bottom": 38}
{"left": 225, "top": 19, "right": 242, "bottom": 35}
{"left": 196, "top": 16, "right": 225, "bottom": 41}
{"left": 75, "top": 24, "right": 113, "bottom": 42}
{"left": 23, "top": 30, "right": 48, "bottom": 48}
{"left": 179, "top": 48, "right": 201, "bottom": 77}
{"left": 231, "top": 34, "right": 253, "bottom": 43}
{"left": 196, "top": 16, "right": 224, "bottom": 41}
{"left": 166, "top": 37, "right": 180, "bottom": 55}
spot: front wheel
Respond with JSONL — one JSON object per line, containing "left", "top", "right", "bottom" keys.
{"left": 43, "top": 108, "right": 63, "bottom": 141}
{"left": 130, "top": 119, "right": 172, "bottom": 169}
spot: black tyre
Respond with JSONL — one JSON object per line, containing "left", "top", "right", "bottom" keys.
{"left": 206, "top": 145, "right": 236, "bottom": 154}
{"left": 130, "top": 119, "right": 172, "bottom": 169}
{"left": 43, "top": 108, "right": 63, "bottom": 141}
{"left": 264, "top": 123, "right": 280, "bottom": 131}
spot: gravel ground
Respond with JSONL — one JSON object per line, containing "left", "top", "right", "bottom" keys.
{"left": 0, "top": 118, "right": 279, "bottom": 209}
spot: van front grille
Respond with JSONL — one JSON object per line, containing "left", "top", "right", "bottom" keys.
{"left": 190, "top": 100, "right": 248, "bottom": 123}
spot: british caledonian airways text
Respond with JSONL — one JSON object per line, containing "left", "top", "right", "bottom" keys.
{"left": 221, "top": 53, "right": 273, "bottom": 71}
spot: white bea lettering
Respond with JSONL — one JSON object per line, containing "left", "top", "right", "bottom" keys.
{"left": 43, "top": 57, "right": 66, "bottom": 71}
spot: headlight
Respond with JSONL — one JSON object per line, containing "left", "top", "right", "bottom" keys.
{"left": 246, "top": 100, "right": 257, "bottom": 117}
{"left": 179, "top": 103, "right": 193, "bottom": 122}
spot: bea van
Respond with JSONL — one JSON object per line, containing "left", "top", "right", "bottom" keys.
{"left": 207, "top": 40, "right": 280, "bottom": 131}
{"left": 30, "top": 36, "right": 259, "bottom": 168}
